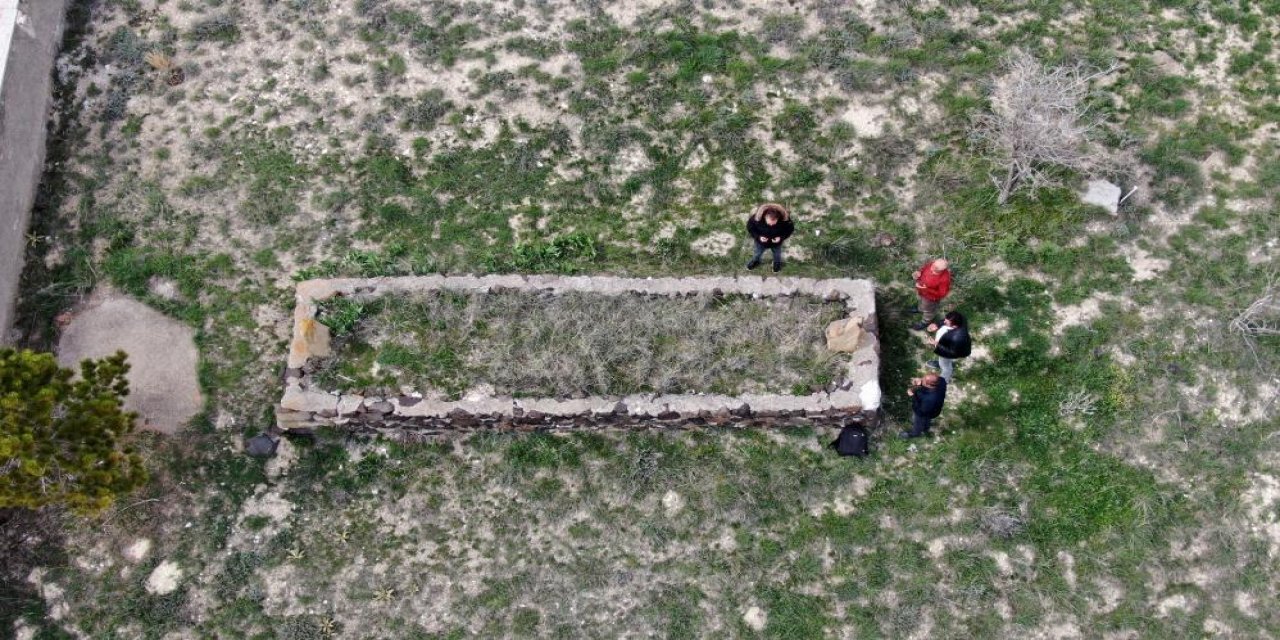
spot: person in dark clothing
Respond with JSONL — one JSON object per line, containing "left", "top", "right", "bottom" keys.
{"left": 745, "top": 203, "right": 794, "bottom": 272}
{"left": 927, "top": 311, "right": 972, "bottom": 383}
{"left": 902, "top": 373, "right": 946, "bottom": 439}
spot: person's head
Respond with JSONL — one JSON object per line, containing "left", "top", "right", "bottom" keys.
{"left": 943, "top": 311, "right": 967, "bottom": 329}
{"left": 921, "top": 372, "right": 942, "bottom": 389}
{"left": 931, "top": 259, "right": 949, "bottom": 274}
{"left": 756, "top": 203, "right": 789, "bottom": 226}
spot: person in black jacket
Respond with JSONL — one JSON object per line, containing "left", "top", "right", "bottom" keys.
{"left": 902, "top": 373, "right": 946, "bottom": 439}
{"left": 745, "top": 203, "right": 794, "bottom": 272}
{"left": 927, "top": 311, "right": 971, "bottom": 382}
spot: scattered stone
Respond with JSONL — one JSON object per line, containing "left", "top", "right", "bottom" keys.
{"left": 336, "top": 395, "right": 364, "bottom": 415}
{"left": 1080, "top": 180, "right": 1122, "bottom": 215}
{"left": 743, "top": 606, "right": 768, "bottom": 631}
{"left": 123, "top": 538, "right": 152, "bottom": 562}
{"left": 281, "top": 387, "right": 339, "bottom": 414}
{"left": 245, "top": 433, "right": 279, "bottom": 458}
{"left": 144, "top": 561, "right": 182, "bottom": 595}
{"left": 872, "top": 231, "right": 896, "bottom": 247}
{"left": 825, "top": 316, "right": 865, "bottom": 352}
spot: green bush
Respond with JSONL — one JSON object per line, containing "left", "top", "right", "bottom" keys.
{"left": 0, "top": 349, "right": 146, "bottom": 512}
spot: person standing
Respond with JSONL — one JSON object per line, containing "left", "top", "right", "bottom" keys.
{"left": 745, "top": 203, "right": 794, "bottom": 273}
{"left": 902, "top": 373, "right": 947, "bottom": 439}
{"left": 927, "top": 311, "right": 971, "bottom": 383}
{"left": 912, "top": 258, "right": 951, "bottom": 330}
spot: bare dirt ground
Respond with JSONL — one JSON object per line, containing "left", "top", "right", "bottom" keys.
{"left": 6, "top": 0, "right": 1279, "bottom": 638}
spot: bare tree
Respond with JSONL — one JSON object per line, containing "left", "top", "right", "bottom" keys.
{"left": 1231, "top": 274, "right": 1280, "bottom": 413}
{"left": 973, "top": 52, "right": 1116, "bottom": 205}
{"left": 1232, "top": 274, "right": 1280, "bottom": 351}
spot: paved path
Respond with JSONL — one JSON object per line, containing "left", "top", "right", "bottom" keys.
{"left": 57, "top": 289, "right": 203, "bottom": 434}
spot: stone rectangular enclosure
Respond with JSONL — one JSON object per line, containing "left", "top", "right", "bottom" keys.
{"left": 276, "top": 274, "right": 881, "bottom": 433}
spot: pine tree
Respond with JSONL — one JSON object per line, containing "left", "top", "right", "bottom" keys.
{"left": 1, "top": 349, "right": 147, "bottom": 512}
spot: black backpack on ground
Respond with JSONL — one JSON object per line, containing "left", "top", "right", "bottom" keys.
{"left": 830, "top": 425, "right": 870, "bottom": 457}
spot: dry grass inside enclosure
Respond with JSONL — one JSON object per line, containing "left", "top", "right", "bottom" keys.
{"left": 314, "top": 290, "right": 847, "bottom": 398}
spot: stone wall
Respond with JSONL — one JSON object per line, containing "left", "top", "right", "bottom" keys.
{"left": 0, "top": 0, "right": 70, "bottom": 343}
{"left": 276, "top": 274, "right": 881, "bottom": 434}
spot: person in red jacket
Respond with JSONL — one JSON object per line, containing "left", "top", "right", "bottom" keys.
{"left": 912, "top": 258, "right": 951, "bottom": 330}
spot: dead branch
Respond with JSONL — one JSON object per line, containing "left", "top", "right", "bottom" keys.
{"left": 972, "top": 52, "right": 1118, "bottom": 205}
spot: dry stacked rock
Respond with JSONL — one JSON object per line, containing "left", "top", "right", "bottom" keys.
{"left": 277, "top": 274, "right": 881, "bottom": 434}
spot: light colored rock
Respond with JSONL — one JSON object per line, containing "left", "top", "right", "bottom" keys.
{"left": 145, "top": 561, "right": 182, "bottom": 595}
{"left": 743, "top": 606, "right": 768, "bottom": 631}
{"left": 825, "top": 316, "right": 865, "bottom": 352}
{"left": 123, "top": 538, "right": 152, "bottom": 562}
{"left": 56, "top": 288, "right": 203, "bottom": 434}
{"left": 280, "top": 386, "right": 339, "bottom": 414}
{"left": 287, "top": 316, "right": 331, "bottom": 368}
{"left": 1081, "top": 180, "right": 1122, "bottom": 214}
{"left": 336, "top": 394, "right": 364, "bottom": 415}
{"left": 859, "top": 380, "right": 882, "bottom": 412}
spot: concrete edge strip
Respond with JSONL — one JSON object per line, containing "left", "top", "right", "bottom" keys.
{"left": 279, "top": 274, "right": 881, "bottom": 428}
{"left": 0, "top": 1, "right": 18, "bottom": 96}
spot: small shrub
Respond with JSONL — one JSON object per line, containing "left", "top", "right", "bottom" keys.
{"left": 188, "top": 15, "right": 241, "bottom": 43}
{"left": 316, "top": 297, "right": 365, "bottom": 335}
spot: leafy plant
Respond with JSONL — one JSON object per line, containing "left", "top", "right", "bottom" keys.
{"left": 317, "top": 298, "right": 366, "bottom": 335}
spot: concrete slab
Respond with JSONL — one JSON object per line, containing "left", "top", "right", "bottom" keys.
{"left": 57, "top": 289, "right": 204, "bottom": 434}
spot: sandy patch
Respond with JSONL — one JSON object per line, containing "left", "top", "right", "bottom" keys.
{"left": 1122, "top": 246, "right": 1171, "bottom": 282}
{"left": 265, "top": 437, "right": 300, "bottom": 480}
{"left": 1090, "top": 577, "right": 1124, "bottom": 614}
{"left": 1155, "top": 593, "right": 1195, "bottom": 617}
{"left": 809, "top": 475, "right": 874, "bottom": 517}
{"left": 1242, "top": 473, "right": 1280, "bottom": 558}
{"left": 145, "top": 561, "right": 183, "bottom": 595}
{"left": 27, "top": 569, "right": 71, "bottom": 621}
{"left": 661, "top": 490, "right": 685, "bottom": 517}
{"left": 988, "top": 550, "right": 1014, "bottom": 577}
{"left": 1051, "top": 294, "right": 1119, "bottom": 335}
{"left": 841, "top": 102, "right": 890, "bottom": 137}
{"left": 742, "top": 605, "right": 767, "bottom": 631}
{"left": 691, "top": 231, "right": 737, "bottom": 257}
{"left": 1234, "top": 591, "right": 1257, "bottom": 617}
{"left": 1031, "top": 616, "right": 1082, "bottom": 639}
{"left": 123, "top": 538, "right": 152, "bottom": 563}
